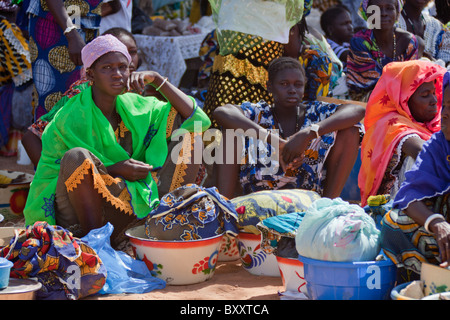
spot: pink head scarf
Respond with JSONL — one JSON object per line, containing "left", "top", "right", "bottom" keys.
{"left": 81, "top": 34, "right": 132, "bottom": 69}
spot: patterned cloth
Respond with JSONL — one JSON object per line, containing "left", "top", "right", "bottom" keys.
{"left": 346, "top": 29, "right": 420, "bottom": 101}
{"left": 197, "top": 29, "right": 218, "bottom": 87}
{"left": 257, "top": 211, "right": 306, "bottom": 258}
{"left": 381, "top": 194, "right": 449, "bottom": 280}
{"left": 231, "top": 189, "right": 320, "bottom": 234}
{"left": 358, "top": 60, "right": 447, "bottom": 206}
{"left": 27, "top": 0, "right": 102, "bottom": 121}
{"left": 238, "top": 100, "right": 340, "bottom": 195}
{"left": 300, "top": 44, "right": 334, "bottom": 101}
{"left": 326, "top": 38, "right": 349, "bottom": 69}
{"left": 0, "top": 221, "right": 106, "bottom": 300}
{"left": 0, "top": 18, "right": 32, "bottom": 87}
{"left": 145, "top": 184, "right": 239, "bottom": 241}
{"left": 0, "top": 17, "right": 32, "bottom": 148}
{"left": 203, "top": 37, "right": 284, "bottom": 127}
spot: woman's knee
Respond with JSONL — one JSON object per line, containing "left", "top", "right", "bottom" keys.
{"left": 59, "top": 147, "right": 94, "bottom": 179}
{"left": 336, "top": 126, "right": 361, "bottom": 144}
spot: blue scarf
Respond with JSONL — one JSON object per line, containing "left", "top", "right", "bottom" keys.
{"left": 393, "top": 131, "right": 450, "bottom": 210}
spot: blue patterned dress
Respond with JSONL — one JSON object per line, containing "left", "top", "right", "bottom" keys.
{"left": 239, "top": 100, "right": 341, "bottom": 195}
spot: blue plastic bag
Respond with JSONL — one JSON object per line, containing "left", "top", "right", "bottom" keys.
{"left": 82, "top": 223, "right": 166, "bottom": 295}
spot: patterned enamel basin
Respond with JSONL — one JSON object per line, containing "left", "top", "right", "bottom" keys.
{"left": 126, "top": 225, "right": 222, "bottom": 285}
{"left": 218, "top": 234, "right": 240, "bottom": 261}
{"left": 237, "top": 232, "right": 280, "bottom": 277}
{"left": 276, "top": 256, "right": 307, "bottom": 294}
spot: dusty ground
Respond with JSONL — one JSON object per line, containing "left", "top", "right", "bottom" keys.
{"left": 88, "top": 260, "right": 284, "bottom": 301}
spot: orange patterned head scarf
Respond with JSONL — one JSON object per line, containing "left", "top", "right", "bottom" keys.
{"left": 358, "top": 60, "right": 446, "bottom": 206}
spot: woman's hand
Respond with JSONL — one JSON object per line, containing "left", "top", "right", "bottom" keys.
{"left": 128, "top": 70, "right": 159, "bottom": 94}
{"left": 429, "top": 220, "right": 450, "bottom": 268}
{"left": 66, "top": 29, "right": 86, "bottom": 66}
{"left": 282, "top": 129, "right": 313, "bottom": 164}
{"left": 107, "top": 159, "right": 152, "bottom": 181}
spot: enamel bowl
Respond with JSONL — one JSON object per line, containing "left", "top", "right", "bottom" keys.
{"left": 276, "top": 256, "right": 307, "bottom": 295}
{"left": 237, "top": 232, "right": 280, "bottom": 277}
{"left": 218, "top": 234, "right": 240, "bottom": 261}
{"left": 0, "top": 170, "right": 33, "bottom": 222}
{"left": 126, "top": 225, "right": 223, "bottom": 285}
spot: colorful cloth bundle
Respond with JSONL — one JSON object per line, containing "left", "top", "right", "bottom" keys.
{"left": 145, "top": 184, "right": 239, "bottom": 241}
{"left": 0, "top": 221, "right": 106, "bottom": 300}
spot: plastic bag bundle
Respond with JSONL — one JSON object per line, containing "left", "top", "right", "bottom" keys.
{"left": 295, "top": 198, "right": 380, "bottom": 262}
{"left": 82, "top": 223, "right": 166, "bottom": 295}
{"left": 209, "top": 0, "right": 304, "bottom": 55}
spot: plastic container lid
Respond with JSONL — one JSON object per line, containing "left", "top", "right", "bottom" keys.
{"left": 0, "top": 257, "right": 13, "bottom": 268}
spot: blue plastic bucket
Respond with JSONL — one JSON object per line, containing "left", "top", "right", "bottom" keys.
{"left": 298, "top": 255, "right": 397, "bottom": 300}
{"left": 0, "top": 257, "right": 13, "bottom": 289}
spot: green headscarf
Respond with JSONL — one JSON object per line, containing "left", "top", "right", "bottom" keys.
{"left": 24, "top": 87, "right": 210, "bottom": 226}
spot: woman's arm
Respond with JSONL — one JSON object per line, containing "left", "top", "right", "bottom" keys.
{"left": 406, "top": 200, "right": 450, "bottom": 267}
{"left": 214, "top": 104, "right": 289, "bottom": 170}
{"left": 129, "top": 71, "right": 196, "bottom": 119}
{"left": 213, "top": 103, "right": 286, "bottom": 147}
{"left": 401, "top": 136, "right": 425, "bottom": 160}
{"left": 101, "top": 0, "right": 121, "bottom": 17}
{"left": 45, "top": 0, "right": 85, "bottom": 66}
{"left": 282, "top": 103, "right": 365, "bottom": 163}
{"left": 21, "top": 129, "right": 42, "bottom": 167}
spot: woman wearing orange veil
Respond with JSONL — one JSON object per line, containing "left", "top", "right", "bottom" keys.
{"left": 358, "top": 60, "right": 446, "bottom": 206}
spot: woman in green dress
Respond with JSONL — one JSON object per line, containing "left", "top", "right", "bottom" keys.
{"left": 23, "top": 35, "right": 211, "bottom": 246}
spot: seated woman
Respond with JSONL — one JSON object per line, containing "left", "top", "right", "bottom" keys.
{"left": 358, "top": 60, "right": 447, "bottom": 206}
{"left": 22, "top": 27, "right": 140, "bottom": 167}
{"left": 23, "top": 35, "right": 211, "bottom": 247}
{"left": 346, "top": 0, "right": 423, "bottom": 102}
{"left": 213, "top": 56, "right": 365, "bottom": 200}
{"left": 320, "top": 4, "right": 354, "bottom": 70}
{"left": 381, "top": 72, "right": 450, "bottom": 281}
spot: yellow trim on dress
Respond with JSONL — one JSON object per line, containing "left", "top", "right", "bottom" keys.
{"left": 65, "top": 158, "right": 134, "bottom": 215}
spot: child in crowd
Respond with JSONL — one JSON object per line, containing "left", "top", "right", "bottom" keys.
{"left": 320, "top": 4, "right": 354, "bottom": 70}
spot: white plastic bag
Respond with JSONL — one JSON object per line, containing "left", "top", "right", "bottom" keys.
{"left": 295, "top": 198, "right": 380, "bottom": 262}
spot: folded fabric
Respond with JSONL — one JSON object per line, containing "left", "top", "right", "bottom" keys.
{"left": 257, "top": 212, "right": 306, "bottom": 258}
{"left": 231, "top": 189, "right": 320, "bottom": 234}
{"left": 0, "top": 221, "right": 106, "bottom": 300}
{"left": 145, "top": 184, "right": 239, "bottom": 241}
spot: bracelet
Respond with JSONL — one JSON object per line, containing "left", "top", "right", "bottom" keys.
{"left": 156, "top": 77, "right": 168, "bottom": 91}
{"left": 63, "top": 25, "right": 77, "bottom": 35}
{"left": 424, "top": 213, "right": 444, "bottom": 233}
